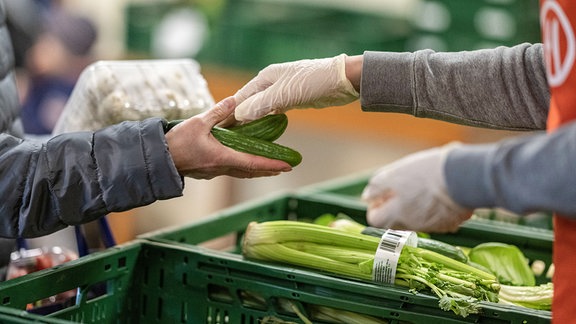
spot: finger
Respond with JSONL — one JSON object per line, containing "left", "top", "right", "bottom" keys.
{"left": 221, "top": 147, "right": 293, "bottom": 173}
{"left": 366, "top": 198, "right": 405, "bottom": 230}
{"left": 225, "top": 168, "right": 283, "bottom": 179}
{"left": 215, "top": 96, "right": 239, "bottom": 127}
{"left": 234, "top": 93, "right": 273, "bottom": 122}
{"left": 204, "top": 97, "right": 236, "bottom": 127}
{"left": 361, "top": 181, "right": 389, "bottom": 202}
{"left": 234, "top": 75, "right": 272, "bottom": 104}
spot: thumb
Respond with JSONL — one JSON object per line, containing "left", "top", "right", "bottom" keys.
{"left": 205, "top": 96, "right": 236, "bottom": 127}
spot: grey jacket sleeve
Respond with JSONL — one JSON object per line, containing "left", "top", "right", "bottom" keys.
{"left": 445, "top": 122, "right": 576, "bottom": 217}
{"left": 360, "top": 43, "right": 550, "bottom": 130}
{"left": 0, "top": 117, "right": 183, "bottom": 238}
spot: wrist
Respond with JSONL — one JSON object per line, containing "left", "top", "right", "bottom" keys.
{"left": 345, "top": 55, "right": 363, "bottom": 92}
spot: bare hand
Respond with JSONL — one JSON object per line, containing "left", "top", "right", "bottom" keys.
{"left": 165, "top": 97, "right": 293, "bottom": 179}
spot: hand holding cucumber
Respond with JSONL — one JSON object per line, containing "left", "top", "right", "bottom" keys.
{"left": 233, "top": 54, "right": 360, "bottom": 122}
{"left": 165, "top": 97, "right": 294, "bottom": 179}
{"left": 361, "top": 144, "right": 473, "bottom": 233}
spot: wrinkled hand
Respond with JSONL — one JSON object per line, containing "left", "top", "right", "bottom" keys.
{"left": 165, "top": 97, "right": 293, "bottom": 179}
{"left": 361, "top": 144, "right": 473, "bottom": 233}
{"left": 234, "top": 54, "right": 359, "bottom": 121}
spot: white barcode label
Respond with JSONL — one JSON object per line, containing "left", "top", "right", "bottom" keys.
{"left": 372, "top": 229, "right": 418, "bottom": 284}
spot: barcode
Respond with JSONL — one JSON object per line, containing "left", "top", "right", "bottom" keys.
{"left": 378, "top": 230, "right": 403, "bottom": 253}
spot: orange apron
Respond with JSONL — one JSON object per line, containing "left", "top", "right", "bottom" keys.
{"left": 541, "top": 1, "right": 576, "bottom": 321}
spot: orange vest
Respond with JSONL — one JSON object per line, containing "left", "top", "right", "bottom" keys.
{"left": 541, "top": 1, "right": 576, "bottom": 322}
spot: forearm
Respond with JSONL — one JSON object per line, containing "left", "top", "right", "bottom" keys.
{"left": 359, "top": 43, "right": 550, "bottom": 130}
{"left": 345, "top": 55, "right": 363, "bottom": 92}
{"left": 0, "top": 118, "right": 183, "bottom": 238}
{"left": 445, "top": 122, "right": 576, "bottom": 217}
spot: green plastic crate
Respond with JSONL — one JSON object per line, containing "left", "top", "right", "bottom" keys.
{"left": 408, "top": 0, "right": 541, "bottom": 51}
{"left": 0, "top": 194, "right": 552, "bottom": 323}
{"left": 198, "top": 1, "right": 410, "bottom": 70}
{"left": 140, "top": 193, "right": 552, "bottom": 323}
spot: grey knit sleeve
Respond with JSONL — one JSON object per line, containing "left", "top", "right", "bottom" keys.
{"left": 360, "top": 43, "right": 550, "bottom": 131}
{"left": 445, "top": 121, "right": 576, "bottom": 218}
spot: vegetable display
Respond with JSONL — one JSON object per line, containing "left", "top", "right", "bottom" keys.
{"left": 241, "top": 214, "right": 553, "bottom": 318}
{"left": 166, "top": 113, "right": 302, "bottom": 167}
{"left": 242, "top": 220, "right": 500, "bottom": 317}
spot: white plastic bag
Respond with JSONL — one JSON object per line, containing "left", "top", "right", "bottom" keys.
{"left": 53, "top": 59, "right": 214, "bottom": 135}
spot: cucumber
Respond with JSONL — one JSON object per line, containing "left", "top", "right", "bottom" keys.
{"left": 228, "top": 114, "right": 288, "bottom": 141}
{"left": 360, "top": 226, "right": 386, "bottom": 238}
{"left": 165, "top": 114, "right": 288, "bottom": 141}
{"left": 211, "top": 127, "right": 302, "bottom": 167}
{"left": 361, "top": 227, "right": 468, "bottom": 263}
{"left": 165, "top": 119, "right": 184, "bottom": 132}
{"left": 416, "top": 237, "right": 468, "bottom": 263}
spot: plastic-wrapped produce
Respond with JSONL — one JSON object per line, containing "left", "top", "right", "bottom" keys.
{"left": 52, "top": 59, "right": 214, "bottom": 135}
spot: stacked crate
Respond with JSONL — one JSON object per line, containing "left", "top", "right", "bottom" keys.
{"left": 407, "top": 0, "right": 541, "bottom": 51}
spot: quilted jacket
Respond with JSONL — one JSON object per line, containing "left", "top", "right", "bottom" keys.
{"left": 0, "top": 2, "right": 184, "bottom": 273}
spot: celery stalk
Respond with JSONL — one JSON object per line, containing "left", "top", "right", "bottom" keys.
{"left": 498, "top": 283, "right": 552, "bottom": 310}
{"left": 242, "top": 220, "right": 500, "bottom": 318}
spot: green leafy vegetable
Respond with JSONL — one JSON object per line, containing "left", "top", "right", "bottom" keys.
{"left": 468, "top": 242, "right": 535, "bottom": 286}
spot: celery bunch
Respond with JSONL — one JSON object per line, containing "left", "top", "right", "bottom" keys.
{"left": 498, "top": 283, "right": 553, "bottom": 310}
{"left": 242, "top": 220, "right": 500, "bottom": 318}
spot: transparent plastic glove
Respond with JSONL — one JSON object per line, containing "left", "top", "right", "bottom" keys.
{"left": 234, "top": 54, "right": 359, "bottom": 121}
{"left": 361, "top": 144, "right": 473, "bottom": 233}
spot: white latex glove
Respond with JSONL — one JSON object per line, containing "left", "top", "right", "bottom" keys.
{"left": 361, "top": 144, "right": 473, "bottom": 233}
{"left": 234, "top": 54, "right": 359, "bottom": 121}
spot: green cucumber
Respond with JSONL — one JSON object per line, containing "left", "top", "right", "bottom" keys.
{"left": 211, "top": 127, "right": 302, "bottom": 167}
{"left": 228, "top": 114, "right": 288, "bottom": 141}
{"left": 415, "top": 237, "right": 468, "bottom": 263}
{"left": 361, "top": 227, "right": 468, "bottom": 263}
{"left": 165, "top": 119, "right": 185, "bottom": 132}
{"left": 165, "top": 114, "right": 288, "bottom": 141}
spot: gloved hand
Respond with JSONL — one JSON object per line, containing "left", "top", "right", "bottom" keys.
{"left": 361, "top": 144, "right": 473, "bottom": 233}
{"left": 234, "top": 54, "right": 359, "bottom": 121}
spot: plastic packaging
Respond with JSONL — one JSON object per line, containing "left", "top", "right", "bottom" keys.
{"left": 7, "top": 246, "right": 78, "bottom": 280}
{"left": 53, "top": 59, "right": 214, "bottom": 135}
{"left": 7, "top": 246, "right": 78, "bottom": 309}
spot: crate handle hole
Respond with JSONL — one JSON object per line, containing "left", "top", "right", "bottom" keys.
{"left": 208, "top": 284, "right": 234, "bottom": 304}
{"left": 1, "top": 296, "right": 9, "bottom": 305}
{"left": 238, "top": 290, "right": 267, "bottom": 310}
{"left": 118, "top": 256, "right": 127, "bottom": 269}
{"left": 26, "top": 288, "right": 79, "bottom": 316}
